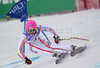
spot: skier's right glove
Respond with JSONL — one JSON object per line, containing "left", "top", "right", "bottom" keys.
{"left": 25, "top": 57, "right": 32, "bottom": 65}
{"left": 53, "top": 35, "right": 60, "bottom": 44}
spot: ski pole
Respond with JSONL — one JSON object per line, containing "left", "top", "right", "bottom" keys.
{"left": 60, "top": 38, "right": 71, "bottom": 41}
{"left": 60, "top": 37, "right": 90, "bottom": 41}
{"left": 71, "top": 37, "right": 90, "bottom": 41}
{"left": 17, "top": 52, "right": 25, "bottom": 61}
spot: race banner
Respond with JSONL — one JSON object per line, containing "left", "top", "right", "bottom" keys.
{"left": 7, "top": 0, "right": 28, "bottom": 22}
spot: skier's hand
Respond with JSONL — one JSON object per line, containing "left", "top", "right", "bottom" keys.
{"left": 25, "top": 57, "right": 32, "bottom": 65}
{"left": 53, "top": 35, "right": 60, "bottom": 44}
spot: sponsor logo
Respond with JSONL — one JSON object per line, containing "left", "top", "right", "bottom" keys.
{"left": 28, "top": 25, "right": 33, "bottom": 27}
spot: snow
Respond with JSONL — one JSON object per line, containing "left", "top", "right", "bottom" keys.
{"left": 0, "top": 9, "right": 100, "bottom": 68}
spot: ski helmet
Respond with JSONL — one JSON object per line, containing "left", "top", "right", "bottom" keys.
{"left": 25, "top": 20, "right": 37, "bottom": 30}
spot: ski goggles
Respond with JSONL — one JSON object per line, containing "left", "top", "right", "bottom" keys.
{"left": 26, "top": 27, "right": 37, "bottom": 34}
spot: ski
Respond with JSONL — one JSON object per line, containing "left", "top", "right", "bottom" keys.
{"left": 70, "top": 45, "right": 87, "bottom": 57}
{"left": 55, "top": 52, "right": 68, "bottom": 64}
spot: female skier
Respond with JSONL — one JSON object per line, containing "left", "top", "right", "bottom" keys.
{"left": 18, "top": 20, "right": 79, "bottom": 65}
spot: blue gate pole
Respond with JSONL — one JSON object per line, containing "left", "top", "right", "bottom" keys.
{"left": 41, "top": 31, "right": 50, "bottom": 41}
{"left": 23, "top": 19, "right": 28, "bottom": 53}
{"left": 41, "top": 31, "right": 54, "bottom": 51}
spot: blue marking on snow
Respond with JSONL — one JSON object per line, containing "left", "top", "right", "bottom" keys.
{"left": 96, "top": 65, "right": 100, "bottom": 68}
{"left": 71, "top": 16, "right": 100, "bottom": 27}
{"left": 89, "top": 62, "right": 100, "bottom": 68}
{"left": 0, "top": 60, "right": 23, "bottom": 68}
{"left": 0, "top": 56, "right": 42, "bottom": 68}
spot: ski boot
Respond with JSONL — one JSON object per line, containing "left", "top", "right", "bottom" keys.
{"left": 71, "top": 45, "right": 86, "bottom": 56}
{"left": 53, "top": 51, "right": 64, "bottom": 58}
{"left": 71, "top": 45, "right": 79, "bottom": 51}
{"left": 71, "top": 45, "right": 80, "bottom": 56}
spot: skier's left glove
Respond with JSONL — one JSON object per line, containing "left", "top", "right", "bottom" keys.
{"left": 53, "top": 35, "right": 60, "bottom": 44}
{"left": 25, "top": 57, "right": 32, "bottom": 65}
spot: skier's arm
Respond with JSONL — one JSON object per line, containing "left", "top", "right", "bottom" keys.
{"left": 38, "top": 25, "right": 56, "bottom": 36}
{"left": 18, "top": 34, "right": 32, "bottom": 65}
{"left": 17, "top": 34, "right": 26, "bottom": 59}
{"left": 38, "top": 25, "right": 60, "bottom": 43}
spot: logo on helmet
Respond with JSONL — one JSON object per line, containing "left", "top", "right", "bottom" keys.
{"left": 28, "top": 25, "right": 33, "bottom": 27}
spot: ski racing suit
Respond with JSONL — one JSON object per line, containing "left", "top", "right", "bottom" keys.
{"left": 18, "top": 25, "right": 72, "bottom": 59}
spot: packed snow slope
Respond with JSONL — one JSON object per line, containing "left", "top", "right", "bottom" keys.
{"left": 0, "top": 9, "right": 100, "bottom": 68}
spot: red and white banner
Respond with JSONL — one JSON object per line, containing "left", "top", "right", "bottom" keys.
{"left": 75, "top": 0, "right": 100, "bottom": 11}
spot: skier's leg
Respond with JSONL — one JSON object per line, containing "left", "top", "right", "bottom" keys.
{"left": 50, "top": 43, "right": 72, "bottom": 51}
{"left": 38, "top": 36, "right": 71, "bottom": 51}
{"left": 28, "top": 43, "right": 54, "bottom": 56}
{"left": 26, "top": 43, "right": 38, "bottom": 54}
{"left": 26, "top": 43, "right": 64, "bottom": 58}
{"left": 50, "top": 43, "right": 80, "bottom": 52}
{"left": 36, "top": 35, "right": 78, "bottom": 57}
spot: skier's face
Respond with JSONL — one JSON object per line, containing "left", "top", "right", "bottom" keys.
{"left": 26, "top": 27, "right": 37, "bottom": 35}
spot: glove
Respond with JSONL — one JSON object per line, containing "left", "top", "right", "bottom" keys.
{"left": 53, "top": 35, "right": 60, "bottom": 44}
{"left": 25, "top": 57, "right": 32, "bottom": 65}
